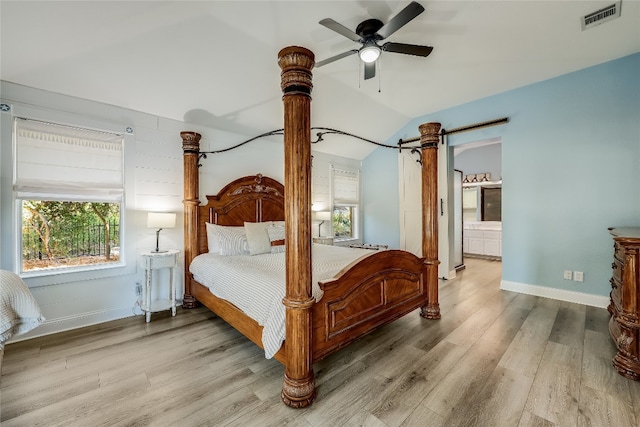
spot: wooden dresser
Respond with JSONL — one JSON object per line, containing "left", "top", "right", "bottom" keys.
{"left": 608, "top": 227, "right": 640, "bottom": 380}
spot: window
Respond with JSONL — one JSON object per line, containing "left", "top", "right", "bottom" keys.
{"left": 14, "top": 118, "right": 124, "bottom": 273}
{"left": 333, "top": 205, "right": 355, "bottom": 238}
{"left": 21, "top": 201, "right": 120, "bottom": 272}
{"left": 331, "top": 167, "right": 360, "bottom": 240}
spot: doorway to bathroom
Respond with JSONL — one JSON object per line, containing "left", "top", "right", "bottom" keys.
{"left": 453, "top": 137, "right": 502, "bottom": 272}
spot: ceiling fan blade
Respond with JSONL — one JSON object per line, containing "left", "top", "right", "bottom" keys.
{"left": 319, "top": 18, "right": 361, "bottom": 42}
{"left": 364, "top": 61, "right": 376, "bottom": 80}
{"left": 376, "top": 1, "right": 425, "bottom": 40}
{"left": 382, "top": 42, "right": 433, "bottom": 57}
{"left": 316, "top": 49, "right": 358, "bottom": 67}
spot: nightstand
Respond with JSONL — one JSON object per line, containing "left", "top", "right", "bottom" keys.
{"left": 140, "top": 249, "right": 179, "bottom": 322}
{"left": 313, "top": 236, "right": 334, "bottom": 245}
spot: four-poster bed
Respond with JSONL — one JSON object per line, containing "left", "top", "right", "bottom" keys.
{"left": 180, "top": 46, "right": 442, "bottom": 408}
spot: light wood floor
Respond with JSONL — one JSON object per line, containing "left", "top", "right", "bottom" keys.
{"left": 2, "top": 258, "right": 639, "bottom": 426}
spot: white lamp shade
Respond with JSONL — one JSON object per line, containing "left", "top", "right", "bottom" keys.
{"left": 359, "top": 45, "right": 381, "bottom": 63}
{"left": 315, "top": 211, "right": 331, "bottom": 221}
{"left": 147, "top": 212, "right": 176, "bottom": 229}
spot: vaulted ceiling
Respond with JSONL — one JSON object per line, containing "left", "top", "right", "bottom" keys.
{"left": 2, "top": 1, "right": 638, "bottom": 159}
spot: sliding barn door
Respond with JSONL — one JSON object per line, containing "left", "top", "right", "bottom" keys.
{"left": 398, "top": 151, "right": 423, "bottom": 257}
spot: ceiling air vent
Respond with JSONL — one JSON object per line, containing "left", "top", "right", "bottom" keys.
{"left": 582, "top": 2, "right": 622, "bottom": 31}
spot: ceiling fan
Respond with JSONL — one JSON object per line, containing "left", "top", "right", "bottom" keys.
{"left": 316, "top": 1, "right": 433, "bottom": 80}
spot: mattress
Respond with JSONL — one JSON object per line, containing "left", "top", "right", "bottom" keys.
{"left": 189, "top": 243, "right": 373, "bottom": 358}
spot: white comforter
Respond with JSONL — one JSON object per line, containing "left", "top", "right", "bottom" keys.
{"left": 1, "top": 270, "right": 45, "bottom": 349}
{"left": 189, "top": 243, "right": 373, "bottom": 358}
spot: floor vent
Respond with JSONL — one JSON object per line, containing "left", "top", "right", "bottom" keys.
{"left": 582, "top": 2, "right": 622, "bottom": 30}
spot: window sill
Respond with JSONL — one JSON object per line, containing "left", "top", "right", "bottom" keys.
{"left": 20, "top": 261, "right": 130, "bottom": 288}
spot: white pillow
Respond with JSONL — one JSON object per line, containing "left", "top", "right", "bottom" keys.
{"left": 267, "top": 225, "right": 286, "bottom": 253}
{"left": 244, "top": 222, "right": 273, "bottom": 255}
{"left": 205, "top": 222, "right": 220, "bottom": 253}
{"left": 216, "top": 225, "right": 250, "bottom": 256}
{"left": 206, "top": 223, "right": 249, "bottom": 256}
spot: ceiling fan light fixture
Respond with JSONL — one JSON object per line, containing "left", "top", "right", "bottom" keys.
{"left": 359, "top": 44, "right": 381, "bottom": 63}
{"left": 317, "top": 1, "right": 430, "bottom": 80}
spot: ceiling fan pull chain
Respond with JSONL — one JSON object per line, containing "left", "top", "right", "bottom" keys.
{"left": 378, "top": 57, "right": 382, "bottom": 93}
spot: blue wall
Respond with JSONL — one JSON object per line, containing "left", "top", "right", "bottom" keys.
{"left": 363, "top": 52, "right": 640, "bottom": 297}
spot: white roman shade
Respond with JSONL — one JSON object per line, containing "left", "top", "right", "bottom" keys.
{"left": 14, "top": 118, "right": 124, "bottom": 201}
{"left": 332, "top": 167, "right": 359, "bottom": 205}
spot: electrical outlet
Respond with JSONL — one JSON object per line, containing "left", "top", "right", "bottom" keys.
{"left": 574, "top": 271, "right": 584, "bottom": 282}
{"left": 135, "top": 282, "right": 142, "bottom": 297}
{"left": 563, "top": 270, "right": 573, "bottom": 280}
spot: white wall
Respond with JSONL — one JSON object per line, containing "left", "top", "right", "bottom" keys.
{"left": 0, "top": 81, "right": 282, "bottom": 339}
{"left": 0, "top": 81, "right": 360, "bottom": 341}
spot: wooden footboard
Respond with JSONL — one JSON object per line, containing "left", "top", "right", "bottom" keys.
{"left": 188, "top": 250, "right": 428, "bottom": 365}
{"left": 311, "top": 250, "right": 428, "bottom": 361}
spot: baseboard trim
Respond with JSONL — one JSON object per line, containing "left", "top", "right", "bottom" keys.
{"left": 7, "top": 307, "right": 137, "bottom": 344}
{"left": 440, "top": 269, "right": 457, "bottom": 280}
{"left": 500, "top": 280, "right": 609, "bottom": 308}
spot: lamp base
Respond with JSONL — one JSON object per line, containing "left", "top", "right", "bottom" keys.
{"left": 153, "top": 229, "right": 167, "bottom": 253}
{"left": 151, "top": 249, "right": 169, "bottom": 253}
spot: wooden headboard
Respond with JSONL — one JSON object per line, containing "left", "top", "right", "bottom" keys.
{"left": 196, "top": 174, "right": 285, "bottom": 254}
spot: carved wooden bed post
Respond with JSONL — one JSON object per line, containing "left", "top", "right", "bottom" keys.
{"left": 419, "top": 122, "right": 441, "bottom": 319}
{"left": 180, "top": 131, "right": 202, "bottom": 309}
{"left": 278, "top": 46, "right": 316, "bottom": 408}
